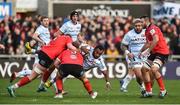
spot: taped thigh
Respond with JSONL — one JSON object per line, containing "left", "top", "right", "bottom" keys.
{"left": 34, "top": 66, "right": 43, "bottom": 74}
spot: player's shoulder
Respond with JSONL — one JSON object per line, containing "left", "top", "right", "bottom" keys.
{"left": 149, "top": 24, "right": 159, "bottom": 30}
{"left": 62, "top": 20, "right": 71, "bottom": 26}
{"left": 125, "top": 29, "right": 135, "bottom": 36}
{"left": 36, "top": 25, "right": 43, "bottom": 30}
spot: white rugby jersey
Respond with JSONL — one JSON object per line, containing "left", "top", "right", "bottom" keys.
{"left": 60, "top": 20, "right": 81, "bottom": 41}
{"left": 34, "top": 25, "right": 51, "bottom": 50}
{"left": 122, "top": 29, "right": 146, "bottom": 56}
{"left": 83, "top": 46, "right": 107, "bottom": 71}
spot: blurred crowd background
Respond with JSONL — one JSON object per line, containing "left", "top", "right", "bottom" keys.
{"left": 0, "top": 15, "right": 179, "bottom": 60}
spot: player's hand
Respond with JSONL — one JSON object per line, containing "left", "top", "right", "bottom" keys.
{"left": 105, "top": 82, "right": 111, "bottom": 91}
{"left": 127, "top": 53, "right": 134, "bottom": 59}
{"left": 40, "top": 41, "right": 46, "bottom": 46}
{"left": 139, "top": 48, "right": 150, "bottom": 58}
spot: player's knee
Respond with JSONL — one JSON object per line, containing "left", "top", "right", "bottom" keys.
{"left": 81, "top": 76, "right": 88, "bottom": 83}
{"left": 151, "top": 66, "right": 159, "bottom": 73}
{"left": 142, "top": 61, "right": 151, "bottom": 71}
{"left": 27, "top": 71, "right": 37, "bottom": 81}
{"left": 34, "top": 66, "right": 43, "bottom": 74}
{"left": 141, "top": 66, "right": 149, "bottom": 74}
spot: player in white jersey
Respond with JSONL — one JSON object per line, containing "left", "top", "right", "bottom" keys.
{"left": 10, "top": 16, "right": 56, "bottom": 92}
{"left": 25, "top": 16, "right": 50, "bottom": 54}
{"left": 120, "top": 19, "right": 146, "bottom": 94}
{"left": 54, "top": 10, "right": 81, "bottom": 41}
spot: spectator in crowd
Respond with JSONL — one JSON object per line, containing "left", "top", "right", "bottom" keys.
{"left": 106, "top": 43, "right": 119, "bottom": 62}
{"left": 0, "top": 15, "right": 179, "bottom": 56}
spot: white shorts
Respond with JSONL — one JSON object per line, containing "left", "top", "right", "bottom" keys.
{"left": 130, "top": 62, "right": 143, "bottom": 69}
{"left": 126, "top": 55, "right": 144, "bottom": 69}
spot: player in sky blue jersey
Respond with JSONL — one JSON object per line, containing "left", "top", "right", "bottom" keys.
{"left": 11, "top": 16, "right": 53, "bottom": 92}
{"left": 54, "top": 10, "right": 81, "bottom": 41}
{"left": 120, "top": 19, "right": 146, "bottom": 95}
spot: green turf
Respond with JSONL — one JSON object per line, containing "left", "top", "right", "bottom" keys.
{"left": 0, "top": 78, "right": 180, "bottom": 104}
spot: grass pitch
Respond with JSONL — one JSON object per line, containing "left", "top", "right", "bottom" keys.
{"left": 0, "top": 78, "right": 180, "bottom": 104}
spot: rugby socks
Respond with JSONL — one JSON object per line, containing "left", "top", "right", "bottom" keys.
{"left": 122, "top": 74, "right": 133, "bottom": 89}
{"left": 156, "top": 76, "right": 165, "bottom": 91}
{"left": 83, "top": 80, "right": 92, "bottom": 94}
{"left": 56, "top": 78, "right": 63, "bottom": 93}
{"left": 38, "top": 80, "right": 44, "bottom": 89}
{"left": 139, "top": 83, "right": 145, "bottom": 92}
{"left": 16, "top": 69, "right": 32, "bottom": 77}
{"left": 17, "top": 76, "right": 30, "bottom": 87}
{"left": 145, "top": 82, "right": 152, "bottom": 92}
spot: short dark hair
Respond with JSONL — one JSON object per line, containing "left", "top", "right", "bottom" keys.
{"left": 94, "top": 45, "right": 105, "bottom": 51}
{"left": 41, "top": 16, "right": 48, "bottom": 22}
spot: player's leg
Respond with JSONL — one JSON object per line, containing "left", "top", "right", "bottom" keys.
{"left": 69, "top": 65, "right": 97, "bottom": 99}
{"left": 45, "top": 69, "right": 58, "bottom": 88}
{"left": 7, "top": 51, "right": 53, "bottom": 97}
{"left": 10, "top": 69, "right": 32, "bottom": 83}
{"left": 36, "top": 54, "right": 55, "bottom": 92}
{"left": 141, "top": 60, "right": 153, "bottom": 97}
{"left": 44, "top": 68, "right": 68, "bottom": 95}
{"left": 33, "top": 55, "right": 47, "bottom": 92}
{"left": 40, "top": 63, "right": 56, "bottom": 85}
{"left": 120, "top": 68, "right": 134, "bottom": 92}
{"left": 151, "top": 56, "right": 167, "bottom": 98}
{"left": 149, "top": 70, "right": 155, "bottom": 88}
{"left": 79, "top": 75, "right": 98, "bottom": 99}
{"left": 7, "top": 64, "right": 45, "bottom": 97}
{"left": 133, "top": 66, "right": 145, "bottom": 95}
{"left": 54, "top": 74, "right": 64, "bottom": 98}
{"left": 54, "top": 65, "right": 69, "bottom": 98}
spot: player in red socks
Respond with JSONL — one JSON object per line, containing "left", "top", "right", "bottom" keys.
{"left": 140, "top": 16, "right": 169, "bottom": 98}
{"left": 7, "top": 35, "right": 77, "bottom": 97}
{"left": 53, "top": 49, "right": 98, "bottom": 99}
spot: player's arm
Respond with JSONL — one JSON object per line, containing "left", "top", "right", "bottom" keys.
{"left": 101, "top": 70, "right": 111, "bottom": 90}
{"left": 121, "top": 34, "right": 134, "bottom": 59}
{"left": 67, "top": 43, "right": 78, "bottom": 52}
{"left": 121, "top": 43, "right": 131, "bottom": 56}
{"left": 72, "top": 41, "right": 89, "bottom": 54}
{"left": 141, "top": 29, "right": 158, "bottom": 55}
{"left": 140, "top": 41, "right": 150, "bottom": 52}
{"left": 101, "top": 70, "right": 109, "bottom": 83}
{"left": 32, "top": 33, "right": 45, "bottom": 45}
{"left": 99, "top": 59, "right": 111, "bottom": 90}
{"left": 148, "top": 35, "right": 159, "bottom": 51}
{"left": 54, "top": 23, "right": 66, "bottom": 37}
{"left": 54, "top": 30, "right": 63, "bottom": 37}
